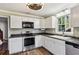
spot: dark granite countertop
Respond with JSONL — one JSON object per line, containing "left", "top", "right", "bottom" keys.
{"left": 49, "top": 33, "right": 79, "bottom": 39}
{"left": 9, "top": 33, "right": 51, "bottom": 38}
{"left": 9, "top": 32, "right": 79, "bottom": 39}
{"left": 9, "top": 32, "right": 79, "bottom": 45}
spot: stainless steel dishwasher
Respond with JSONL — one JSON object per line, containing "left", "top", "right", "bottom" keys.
{"left": 66, "top": 41, "right": 79, "bottom": 55}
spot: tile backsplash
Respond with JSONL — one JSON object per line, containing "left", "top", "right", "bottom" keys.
{"left": 73, "top": 27, "right": 79, "bottom": 37}
{"left": 9, "top": 28, "right": 45, "bottom": 35}
{"left": 9, "top": 28, "right": 55, "bottom": 37}
{"left": 46, "top": 28, "right": 55, "bottom": 33}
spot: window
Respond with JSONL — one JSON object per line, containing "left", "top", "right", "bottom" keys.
{"left": 56, "top": 9, "right": 71, "bottom": 32}
{"left": 58, "top": 15, "right": 70, "bottom": 32}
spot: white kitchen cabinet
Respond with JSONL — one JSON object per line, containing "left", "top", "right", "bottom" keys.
{"left": 34, "top": 18, "right": 52, "bottom": 28}
{"left": 22, "top": 17, "right": 39, "bottom": 28}
{"left": 71, "top": 5, "right": 79, "bottom": 27}
{"left": 40, "top": 17, "right": 52, "bottom": 28}
{"left": 10, "top": 15, "right": 53, "bottom": 28}
{"left": 52, "top": 16, "right": 57, "bottom": 28}
{"left": 40, "top": 19, "right": 46, "bottom": 28}
{"left": 35, "top": 35, "right": 44, "bottom": 47}
{"left": 53, "top": 39, "right": 65, "bottom": 55}
{"left": 28, "top": 17, "right": 36, "bottom": 22}
{"left": 22, "top": 17, "right": 29, "bottom": 22}
{"left": 22, "top": 17, "right": 35, "bottom": 22}
{"left": 8, "top": 37, "right": 23, "bottom": 54}
{"left": 44, "top": 36, "right": 54, "bottom": 53}
{"left": 10, "top": 15, "right": 22, "bottom": 28}
{"left": 34, "top": 19, "right": 40, "bottom": 28}
{"left": 34, "top": 18, "right": 46, "bottom": 28}
{"left": 45, "top": 17, "right": 52, "bottom": 28}
{"left": 43, "top": 36, "right": 65, "bottom": 55}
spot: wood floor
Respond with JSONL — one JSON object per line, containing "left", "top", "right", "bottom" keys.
{"left": 0, "top": 50, "right": 9, "bottom": 55}
{"left": 0, "top": 47, "right": 52, "bottom": 55}
{"left": 14, "top": 47, "right": 52, "bottom": 55}
{"left": 0, "top": 40, "right": 52, "bottom": 55}
{"left": 0, "top": 40, "right": 9, "bottom": 55}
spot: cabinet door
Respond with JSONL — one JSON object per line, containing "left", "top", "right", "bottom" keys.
{"left": 44, "top": 36, "right": 48, "bottom": 49}
{"left": 40, "top": 19, "right": 46, "bottom": 28}
{"left": 8, "top": 37, "right": 23, "bottom": 54}
{"left": 28, "top": 17, "right": 36, "bottom": 22}
{"left": 44, "top": 36, "right": 65, "bottom": 55}
{"left": 52, "top": 16, "right": 57, "bottom": 28}
{"left": 35, "top": 35, "right": 43, "bottom": 47}
{"left": 10, "top": 15, "right": 22, "bottom": 28}
{"left": 40, "top": 18, "right": 52, "bottom": 28}
{"left": 22, "top": 17, "right": 35, "bottom": 22}
{"left": 34, "top": 19, "right": 40, "bottom": 28}
{"left": 22, "top": 17, "right": 29, "bottom": 22}
{"left": 34, "top": 18, "right": 52, "bottom": 28}
{"left": 54, "top": 39, "right": 65, "bottom": 55}
{"left": 45, "top": 17, "right": 52, "bottom": 28}
{"left": 40, "top": 36, "right": 45, "bottom": 47}
{"left": 44, "top": 36, "right": 54, "bottom": 53}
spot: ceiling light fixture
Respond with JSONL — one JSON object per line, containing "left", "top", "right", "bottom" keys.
{"left": 26, "top": 3, "right": 43, "bottom": 10}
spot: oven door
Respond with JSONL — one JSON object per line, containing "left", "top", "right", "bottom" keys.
{"left": 24, "top": 37, "right": 35, "bottom": 46}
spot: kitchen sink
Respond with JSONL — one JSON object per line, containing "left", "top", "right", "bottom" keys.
{"left": 48, "top": 35, "right": 70, "bottom": 40}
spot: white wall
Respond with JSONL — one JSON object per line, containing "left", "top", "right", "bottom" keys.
{"left": 0, "top": 17, "right": 8, "bottom": 40}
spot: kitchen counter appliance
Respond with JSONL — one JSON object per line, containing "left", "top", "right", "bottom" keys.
{"left": 22, "top": 22, "right": 34, "bottom": 28}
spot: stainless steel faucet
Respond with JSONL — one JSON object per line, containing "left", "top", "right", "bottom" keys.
{"left": 62, "top": 30, "right": 65, "bottom": 36}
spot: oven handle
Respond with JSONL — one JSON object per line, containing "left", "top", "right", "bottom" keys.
{"left": 23, "top": 36, "right": 35, "bottom": 38}
{"left": 66, "top": 41, "right": 79, "bottom": 49}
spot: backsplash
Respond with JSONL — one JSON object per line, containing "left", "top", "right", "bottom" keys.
{"left": 9, "top": 28, "right": 45, "bottom": 37}
{"left": 73, "top": 27, "right": 79, "bottom": 37}
{"left": 9, "top": 28, "right": 55, "bottom": 37}
{"left": 46, "top": 28, "right": 55, "bottom": 33}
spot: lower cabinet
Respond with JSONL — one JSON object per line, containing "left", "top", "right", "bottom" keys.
{"left": 8, "top": 35, "right": 65, "bottom": 55}
{"left": 44, "top": 36, "right": 54, "bottom": 51}
{"left": 53, "top": 39, "right": 65, "bottom": 55}
{"left": 8, "top": 37, "right": 23, "bottom": 54}
{"left": 43, "top": 36, "right": 65, "bottom": 55}
{"left": 35, "top": 35, "right": 44, "bottom": 48}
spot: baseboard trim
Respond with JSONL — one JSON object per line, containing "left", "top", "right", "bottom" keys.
{"left": 11, "top": 46, "right": 54, "bottom": 55}
{"left": 41, "top": 46, "right": 54, "bottom": 55}
{"left": 11, "top": 46, "right": 43, "bottom": 55}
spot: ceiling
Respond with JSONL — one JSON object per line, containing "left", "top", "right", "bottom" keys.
{"left": 0, "top": 3, "right": 78, "bottom": 17}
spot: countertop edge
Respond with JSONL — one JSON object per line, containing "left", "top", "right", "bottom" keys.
{"left": 9, "top": 33, "right": 79, "bottom": 39}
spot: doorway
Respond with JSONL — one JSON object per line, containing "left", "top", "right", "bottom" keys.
{"left": 0, "top": 17, "right": 8, "bottom": 55}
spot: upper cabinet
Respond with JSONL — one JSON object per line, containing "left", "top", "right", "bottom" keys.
{"left": 40, "top": 18, "right": 47, "bottom": 28}
{"left": 71, "top": 5, "right": 79, "bottom": 27}
{"left": 42, "top": 16, "right": 57, "bottom": 28}
{"left": 34, "top": 18, "right": 40, "bottom": 28}
{"left": 10, "top": 15, "right": 36, "bottom": 28}
{"left": 22, "top": 17, "right": 35, "bottom": 22}
{"left": 43, "top": 17, "right": 52, "bottom": 28}
{"left": 34, "top": 18, "right": 47, "bottom": 28}
{"left": 39, "top": 17, "right": 52, "bottom": 28}
{"left": 9, "top": 15, "right": 53, "bottom": 29}
{"left": 10, "top": 15, "right": 22, "bottom": 28}
{"left": 52, "top": 16, "right": 57, "bottom": 28}
{"left": 34, "top": 18, "right": 52, "bottom": 28}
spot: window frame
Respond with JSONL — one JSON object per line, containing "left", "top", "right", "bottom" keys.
{"left": 57, "top": 14, "right": 70, "bottom": 32}
{"left": 56, "top": 10, "right": 73, "bottom": 35}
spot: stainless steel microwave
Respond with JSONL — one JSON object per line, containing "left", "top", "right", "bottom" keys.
{"left": 22, "top": 22, "right": 34, "bottom": 28}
